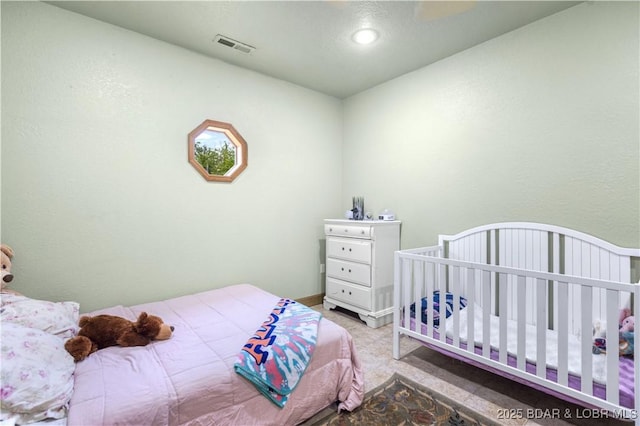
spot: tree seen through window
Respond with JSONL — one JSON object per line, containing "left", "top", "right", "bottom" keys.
{"left": 194, "top": 140, "right": 236, "bottom": 176}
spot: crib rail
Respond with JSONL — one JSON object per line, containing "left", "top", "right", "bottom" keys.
{"left": 440, "top": 222, "right": 639, "bottom": 332}
{"left": 393, "top": 249, "right": 640, "bottom": 420}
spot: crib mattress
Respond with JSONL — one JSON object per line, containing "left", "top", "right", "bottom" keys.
{"left": 409, "top": 317, "right": 634, "bottom": 408}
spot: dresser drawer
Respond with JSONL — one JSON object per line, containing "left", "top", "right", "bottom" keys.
{"left": 326, "top": 237, "right": 371, "bottom": 264}
{"left": 324, "top": 224, "right": 371, "bottom": 239}
{"left": 326, "top": 278, "right": 371, "bottom": 310}
{"left": 326, "top": 258, "right": 371, "bottom": 286}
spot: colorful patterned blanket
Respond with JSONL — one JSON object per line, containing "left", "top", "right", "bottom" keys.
{"left": 234, "top": 298, "right": 322, "bottom": 407}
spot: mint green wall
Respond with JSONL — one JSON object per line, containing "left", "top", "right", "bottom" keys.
{"left": 343, "top": 1, "right": 639, "bottom": 250}
{"left": 2, "top": 2, "right": 638, "bottom": 312}
{"left": 1, "top": 2, "right": 342, "bottom": 311}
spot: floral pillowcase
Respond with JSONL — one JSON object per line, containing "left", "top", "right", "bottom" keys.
{"left": 1, "top": 294, "right": 80, "bottom": 339}
{"left": 0, "top": 294, "right": 80, "bottom": 424}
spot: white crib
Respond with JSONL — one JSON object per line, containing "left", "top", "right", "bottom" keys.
{"left": 393, "top": 222, "right": 640, "bottom": 423}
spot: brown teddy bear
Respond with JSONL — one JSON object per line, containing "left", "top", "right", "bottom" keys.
{"left": 65, "top": 312, "right": 174, "bottom": 362}
{"left": 1, "top": 244, "right": 21, "bottom": 295}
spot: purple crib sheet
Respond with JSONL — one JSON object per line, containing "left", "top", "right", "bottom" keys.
{"left": 408, "top": 318, "right": 634, "bottom": 409}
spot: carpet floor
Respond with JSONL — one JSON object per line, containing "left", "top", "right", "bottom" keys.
{"left": 309, "top": 372, "right": 499, "bottom": 426}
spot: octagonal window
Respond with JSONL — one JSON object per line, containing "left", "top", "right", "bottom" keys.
{"left": 188, "top": 119, "right": 248, "bottom": 182}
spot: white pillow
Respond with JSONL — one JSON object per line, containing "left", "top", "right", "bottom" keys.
{"left": 0, "top": 294, "right": 79, "bottom": 339}
{"left": 0, "top": 323, "right": 75, "bottom": 424}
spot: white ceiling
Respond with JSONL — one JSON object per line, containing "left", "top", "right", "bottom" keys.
{"left": 47, "top": 1, "right": 581, "bottom": 99}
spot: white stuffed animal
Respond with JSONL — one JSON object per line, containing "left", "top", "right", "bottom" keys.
{"left": 592, "top": 319, "right": 607, "bottom": 354}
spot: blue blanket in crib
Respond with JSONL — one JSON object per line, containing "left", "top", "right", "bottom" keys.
{"left": 409, "top": 291, "right": 468, "bottom": 326}
{"left": 234, "top": 298, "right": 322, "bottom": 408}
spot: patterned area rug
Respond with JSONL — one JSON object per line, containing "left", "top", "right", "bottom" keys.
{"left": 310, "top": 373, "right": 498, "bottom": 426}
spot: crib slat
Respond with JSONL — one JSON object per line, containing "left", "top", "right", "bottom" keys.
{"left": 478, "top": 232, "right": 487, "bottom": 311}
{"left": 539, "top": 232, "right": 549, "bottom": 326}
{"left": 501, "top": 229, "right": 509, "bottom": 264}
{"left": 462, "top": 237, "right": 468, "bottom": 264}
{"left": 524, "top": 230, "right": 534, "bottom": 325}
{"left": 413, "top": 260, "right": 424, "bottom": 334}
{"left": 539, "top": 230, "right": 548, "bottom": 272}
{"left": 503, "top": 230, "right": 511, "bottom": 316}
{"left": 591, "top": 244, "right": 601, "bottom": 318}
{"left": 581, "top": 241, "right": 590, "bottom": 277}
{"left": 536, "top": 278, "right": 547, "bottom": 378}
{"left": 482, "top": 270, "right": 491, "bottom": 358}
{"left": 619, "top": 256, "right": 630, "bottom": 284}
{"left": 566, "top": 238, "right": 582, "bottom": 335}
{"left": 439, "top": 263, "right": 447, "bottom": 343}
{"left": 587, "top": 244, "right": 607, "bottom": 318}
{"left": 605, "top": 289, "right": 619, "bottom": 405}
{"left": 600, "top": 249, "right": 610, "bottom": 280}
{"left": 507, "top": 230, "right": 516, "bottom": 317}
{"left": 492, "top": 229, "right": 498, "bottom": 272}
{"left": 552, "top": 233, "right": 560, "bottom": 332}
{"left": 609, "top": 255, "right": 621, "bottom": 293}
{"left": 426, "top": 260, "right": 434, "bottom": 338}
{"left": 393, "top": 253, "right": 402, "bottom": 360}
{"left": 402, "top": 259, "right": 412, "bottom": 335}
{"left": 557, "top": 281, "right": 569, "bottom": 386}
{"left": 519, "top": 230, "right": 526, "bottom": 263}
{"left": 466, "top": 267, "right": 475, "bottom": 354}
{"left": 580, "top": 285, "right": 593, "bottom": 394}
{"left": 528, "top": 230, "right": 535, "bottom": 270}
{"left": 531, "top": 232, "right": 541, "bottom": 324}
{"left": 552, "top": 233, "right": 560, "bottom": 274}
{"left": 452, "top": 266, "right": 460, "bottom": 347}
{"left": 590, "top": 243, "right": 600, "bottom": 277}
{"left": 499, "top": 273, "right": 507, "bottom": 364}
{"left": 498, "top": 230, "right": 513, "bottom": 313}
{"left": 517, "top": 275, "right": 526, "bottom": 371}
{"left": 518, "top": 229, "right": 526, "bottom": 270}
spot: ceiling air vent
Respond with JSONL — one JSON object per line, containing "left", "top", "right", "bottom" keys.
{"left": 214, "top": 35, "right": 255, "bottom": 54}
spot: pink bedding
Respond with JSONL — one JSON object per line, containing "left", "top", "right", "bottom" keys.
{"left": 67, "top": 284, "right": 364, "bottom": 425}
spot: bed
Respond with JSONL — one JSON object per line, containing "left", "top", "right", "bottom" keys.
{"left": 392, "top": 222, "right": 640, "bottom": 424}
{"left": 1, "top": 283, "right": 364, "bottom": 425}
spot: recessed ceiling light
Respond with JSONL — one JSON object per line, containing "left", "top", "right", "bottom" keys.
{"left": 352, "top": 28, "right": 379, "bottom": 45}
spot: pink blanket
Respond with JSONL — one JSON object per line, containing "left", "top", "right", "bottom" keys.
{"left": 67, "top": 284, "right": 364, "bottom": 425}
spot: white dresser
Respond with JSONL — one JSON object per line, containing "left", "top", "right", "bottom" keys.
{"left": 323, "top": 219, "right": 401, "bottom": 328}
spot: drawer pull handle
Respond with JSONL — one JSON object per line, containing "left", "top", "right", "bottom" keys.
{"left": 349, "top": 248, "right": 352, "bottom": 252}
{"left": 342, "top": 289, "right": 345, "bottom": 293}
{"left": 342, "top": 247, "right": 345, "bottom": 251}
{"left": 341, "top": 267, "right": 344, "bottom": 271}
{"left": 349, "top": 269, "right": 352, "bottom": 273}
{"left": 361, "top": 230, "right": 365, "bottom": 234}
{"left": 349, "top": 291, "right": 352, "bottom": 295}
